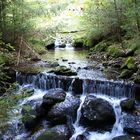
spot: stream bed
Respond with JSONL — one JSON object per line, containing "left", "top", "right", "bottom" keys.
{"left": 0, "top": 46, "right": 140, "bottom": 140}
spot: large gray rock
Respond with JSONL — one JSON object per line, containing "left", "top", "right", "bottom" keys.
{"left": 47, "top": 95, "right": 80, "bottom": 125}
{"left": 36, "top": 88, "right": 66, "bottom": 117}
{"left": 80, "top": 95, "right": 116, "bottom": 129}
{"left": 123, "top": 114, "right": 140, "bottom": 135}
{"left": 42, "top": 88, "right": 66, "bottom": 106}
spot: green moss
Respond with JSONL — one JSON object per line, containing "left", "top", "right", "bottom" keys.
{"left": 90, "top": 41, "right": 109, "bottom": 52}
{"left": 121, "top": 57, "right": 137, "bottom": 71}
{"left": 22, "top": 104, "right": 36, "bottom": 124}
{"left": 0, "top": 54, "right": 8, "bottom": 65}
{"left": 120, "top": 99, "right": 135, "bottom": 111}
{"left": 107, "top": 45, "right": 125, "bottom": 58}
{"left": 51, "top": 66, "right": 77, "bottom": 76}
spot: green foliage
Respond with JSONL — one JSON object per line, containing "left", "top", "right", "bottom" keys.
{"left": 81, "top": 0, "right": 140, "bottom": 53}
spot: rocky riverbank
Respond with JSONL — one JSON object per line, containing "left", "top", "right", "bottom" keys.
{"left": 87, "top": 39, "right": 140, "bottom": 83}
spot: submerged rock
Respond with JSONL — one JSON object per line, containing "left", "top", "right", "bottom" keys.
{"left": 120, "top": 99, "right": 135, "bottom": 111}
{"left": 80, "top": 95, "right": 116, "bottom": 129}
{"left": 47, "top": 95, "right": 80, "bottom": 125}
{"left": 37, "top": 125, "right": 70, "bottom": 140}
{"left": 123, "top": 114, "right": 140, "bottom": 135}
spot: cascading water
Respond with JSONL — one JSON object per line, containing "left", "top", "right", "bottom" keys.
{"left": 1, "top": 71, "right": 137, "bottom": 140}
{"left": 88, "top": 95, "right": 124, "bottom": 140}
{"left": 70, "top": 80, "right": 87, "bottom": 140}
{"left": 70, "top": 79, "right": 125, "bottom": 140}
{"left": 16, "top": 72, "right": 135, "bottom": 98}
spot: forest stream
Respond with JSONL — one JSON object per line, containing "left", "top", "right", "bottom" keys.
{"left": 1, "top": 41, "right": 140, "bottom": 140}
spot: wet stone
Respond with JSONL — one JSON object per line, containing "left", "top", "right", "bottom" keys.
{"left": 123, "top": 114, "right": 140, "bottom": 135}
{"left": 80, "top": 95, "right": 116, "bottom": 130}
{"left": 47, "top": 95, "right": 80, "bottom": 125}
{"left": 37, "top": 125, "right": 70, "bottom": 140}
{"left": 120, "top": 99, "right": 135, "bottom": 112}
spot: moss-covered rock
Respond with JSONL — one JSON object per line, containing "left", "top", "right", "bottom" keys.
{"left": 90, "top": 41, "right": 109, "bottom": 53}
{"left": 134, "top": 75, "right": 140, "bottom": 83}
{"left": 119, "top": 57, "right": 138, "bottom": 79}
{"left": 37, "top": 125, "right": 70, "bottom": 140}
{"left": 120, "top": 99, "right": 135, "bottom": 111}
{"left": 21, "top": 103, "right": 38, "bottom": 130}
{"left": 112, "top": 135, "right": 133, "bottom": 140}
{"left": 107, "top": 45, "right": 125, "bottom": 58}
{"left": 119, "top": 69, "right": 134, "bottom": 79}
{"left": 121, "top": 57, "right": 137, "bottom": 71}
{"left": 50, "top": 66, "right": 77, "bottom": 76}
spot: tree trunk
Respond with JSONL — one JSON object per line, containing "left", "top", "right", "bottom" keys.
{"left": 114, "top": 0, "right": 123, "bottom": 47}
{"left": 133, "top": 0, "right": 140, "bottom": 36}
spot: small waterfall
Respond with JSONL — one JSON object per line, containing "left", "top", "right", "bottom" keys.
{"left": 88, "top": 95, "right": 124, "bottom": 140}
{"left": 70, "top": 88, "right": 124, "bottom": 140}
{"left": 16, "top": 72, "right": 135, "bottom": 98}
{"left": 16, "top": 72, "right": 73, "bottom": 92}
{"left": 70, "top": 80, "right": 87, "bottom": 140}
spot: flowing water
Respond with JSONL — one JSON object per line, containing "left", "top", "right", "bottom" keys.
{"left": 0, "top": 45, "right": 138, "bottom": 140}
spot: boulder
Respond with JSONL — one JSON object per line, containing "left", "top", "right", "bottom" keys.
{"left": 72, "top": 78, "right": 83, "bottom": 94}
{"left": 37, "top": 125, "right": 70, "bottom": 140}
{"left": 80, "top": 95, "right": 116, "bottom": 129}
{"left": 45, "top": 43, "right": 55, "bottom": 50}
{"left": 47, "top": 95, "right": 80, "bottom": 125}
{"left": 121, "top": 57, "right": 137, "bottom": 71}
{"left": 123, "top": 114, "right": 140, "bottom": 135}
{"left": 42, "top": 88, "right": 66, "bottom": 106}
{"left": 59, "top": 44, "right": 66, "bottom": 48}
{"left": 37, "top": 88, "right": 66, "bottom": 116}
{"left": 120, "top": 99, "right": 135, "bottom": 111}
{"left": 107, "top": 45, "right": 126, "bottom": 58}
{"left": 73, "top": 41, "right": 84, "bottom": 48}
